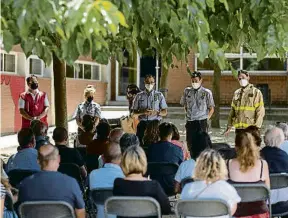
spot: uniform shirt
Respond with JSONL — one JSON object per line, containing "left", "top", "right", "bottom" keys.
{"left": 227, "top": 84, "right": 265, "bottom": 129}
{"left": 18, "top": 89, "right": 49, "bottom": 109}
{"left": 75, "top": 101, "right": 101, "bottom": 120}
{"left": 180, "top": 86, "right": 215, "bottom": 121}
{"left": 132, "top": 90, "right": 168, "bottom": 121}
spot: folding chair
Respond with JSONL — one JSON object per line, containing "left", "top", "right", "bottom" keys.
{"left": 232, "top": 183, "right": 271, "bottom": 217}
{"left": 8, "top": 169, "right": 38, "bottom": 188}
{"left": 180, "top": 177, "right": 194, "bottom": 189}
{"left": 104, "top": 196, "right": 161, "bottom": 218}
{"left": 19, "top": 201, "right": 76, "bottom": 218}
{"left": 90, "top": 188, "right": 113, "bottom": 205}
{"left": 147, "top": 162, "right": 179, "bottom": 196}
{"left": 270, "top": 173, "right": 288, "bottom": 217}
{"left": 175, "top": 199, "right": 231, "bottom": 218}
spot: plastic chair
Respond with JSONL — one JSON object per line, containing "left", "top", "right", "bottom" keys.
{"left": 58, "top": 163, "right": 85, "bottom": 191}
{"left": 270, "top": 173, "right": 288, "bottom": 217}
{"left": 90, "top": 188, "right": 113, "bottom": 205}
{"left": 147, "top": 162, "right": 179, "bottom": 196}
{"left": 8, "top": 169, "right": 38, "bottom": 188}
{"left": 19, "top": 201, "right": 76, "bottom": 218}
{"left": 104, "top": 196, "right": 161, "bottom": 218}
{"left": 232, "top": 183, "right": 271, "bottom": 217}
{"left": 175, "top": 199, "right": 231, "bottom": 217}
{"left": 180, "top": 177, "right": 194, "bottom": 189}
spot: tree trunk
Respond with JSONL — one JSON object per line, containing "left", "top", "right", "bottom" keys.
{"left": 211, "top": 62, "right": 221, "bottom": 128}
{"left": 53, "top": 53, "right": 68, "bottom": 130}
{"left": 159, "top": 64, "right": 169, "bottom": 98}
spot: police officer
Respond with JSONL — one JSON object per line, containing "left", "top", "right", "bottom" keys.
{"left": 131, "top": 75, "right": 168, "bottom": 145}
{"left": 224, "top": 70, "right": 265, "bottom": 136}
{"left": 180, "top": 71, "right": 215, "bottom": 156}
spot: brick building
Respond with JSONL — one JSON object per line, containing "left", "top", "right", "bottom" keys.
{"left": 1, "top": 46, "right": 288, "bottom": 134}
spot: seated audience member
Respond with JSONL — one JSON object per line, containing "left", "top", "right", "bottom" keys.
{"left": 174, "top": 131, "right": 211, "bottom": 193}
{"left": 143, "top": 120, "right": 160, "bottom": 151}
{"left": 89, "top": 142, "right": 124, "bottom": 218}
{"left": 30, "top": 120, "right": 49, "bottom": 150}
{"left": 6, "top": 128, "right": 40, "bottom": 173}
{"left": 86, "top": 121, "right": 110, "bottom": 156}
{"left": 245, "top": 125, "right": 262, "bottom": 147}
{"left": 277, "top": 122, "right": 288, "bottom": 155}
{"left": 113, "top": 146, "right": 171, "bottom": 216}
{"left": 78, "top": 114, "right": 95, "bottom": 146}
{"left": 171, "top": 124, "right": 190, "bottom": 160}
{"left": 53, "top": 127, "right": 87, "bottom": 178}
{"left": 261, "top": 127, "right": 288, "bottom": 215}
{"left": 17, "top": 144, "right": 85, "bottom": 218}
{"left": 227, "top": 131, "right": 270, "bottom": 218}
{"left": 109, "top": 128, "right": 124, "bottom": 144}
{"left": 181, "top": 149, "right": 241, "bottom": 217}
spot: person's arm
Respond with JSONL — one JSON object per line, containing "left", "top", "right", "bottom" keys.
{"left": 208, "top": 107, "right": 214, "bottom": 120}
{"left": 74, "top": 150, "right": 87, "bottom": 178}
{"left": 231, "top": 203, "right": 238, "bottom": 216}
{"left": 19, "top": 108, "right": 33, "bottom": 120}
{"left": 38, "top": 106, "right": 49, "bottom": 119}
{"left": 174, "top": 181, "right": 181, "bottom": 194}
{"left": 158, "top": 93, "right": 168, "bottom": 117}
{"left": 224, "top": 104, "right": 235, "bottom": 136}
{"left": 254, "top": 90, "right": 265, "bottom": 128}
{"left": 72, "top": 178, "right": 86, "bottom": 218}
{"left": 174, "top": 163, "right": 182, "bottom": 194}
{"left": 75, "top": 105, "right": 84, "bottom": 131}
{"left": 1, "top": 198, "right": 4, "bottom": 217}
{"left": 154, "top": 182, "right": 171, "bottom": 214}
{"left": 207, "top": 90, "right": 215, "bottom": 120}
{"left": 263, "top": 160, "right": 270, "bottom": 189}
{"left": 75, "top": 208, "right": 85, "bottom": 218}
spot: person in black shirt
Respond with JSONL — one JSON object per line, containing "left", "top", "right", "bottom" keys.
{"left": 113, "top": 146, "right": 171, "bottom": 217}
{"left": 53, "top": 127, "right": 87, "bottom": 178}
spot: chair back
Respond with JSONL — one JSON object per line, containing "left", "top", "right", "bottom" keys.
{"left": 147, "top": 162, "right": 179, "bottom": 195}
{"left": 105, "top": 196, "right": 161, "bottom": 218}
{"left": 91, "top": 188, "right": 113, "bottom": 205}
{"left": 180, "top": 177, "right": 194, "bottom": 189}
{"left": 8, "top": 169, "right": 38, "bottom": 188}
{"left": 270, "top": 173, "right": 288, "bottom": 189}
{"left": 175, "top": 199, "right": 231, "bottom": 217}
{"left": 19, "top": 201, "right": 76, "bottom": 218}
{"left": 4, "top": 191, "right": 14, "bottom": 211}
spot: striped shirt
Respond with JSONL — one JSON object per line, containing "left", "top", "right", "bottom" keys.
{"left": 1, "top": 183, "right": 6, "bottom": 199}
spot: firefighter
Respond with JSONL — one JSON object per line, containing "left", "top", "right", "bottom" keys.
{"left": 224, "top": 70, "right": 265, "bottom": 136}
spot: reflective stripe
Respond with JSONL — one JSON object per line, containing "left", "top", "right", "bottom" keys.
{"left": 254, "top": 101, "right": 264, "bottom": 108}
{"left": 234, "top": 123, "right": 250, "bottom": 128}
{"left": 231, "top": 101, "right": 264, "bottom": 111}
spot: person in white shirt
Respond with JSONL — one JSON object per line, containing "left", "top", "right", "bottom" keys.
{"left": 277, "top": 122, "right": 288, "bottom": 155}
{"left": 174, "top": 159, "right": 196, "bottom": 193}
{"left": 181, "top": 149, "right": 241, "bottom": 218}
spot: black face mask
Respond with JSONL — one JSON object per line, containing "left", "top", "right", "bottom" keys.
{"left": 87, "top": 96, "right": 94, "bottom": 103}
{"left": 30, "top": 83, "right": 38, "bottom": 90}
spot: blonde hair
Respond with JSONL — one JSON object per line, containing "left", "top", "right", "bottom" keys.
{"left": 193, "top": 149, "right": 227, "bottom": 183}
{"left": 84, "top": 85, "right": 96, "bottom": 97}
{"left": 235, "top": 131, "right": 260, "bottom": 172}
{"left": 121, "top": 145, "right": 147, "bottom": 176}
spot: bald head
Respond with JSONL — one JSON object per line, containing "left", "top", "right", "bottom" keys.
{"left": 103, "top": 142, "right": 122, "bottom": 164}
{"left": 38, "top": 144, "right": 60, "bottom": 170}
{"left": 109, "top": 128, "right": 124, "bottom": 143}
{"left": 264, "top": 127, "right": 285, "bottom": 148}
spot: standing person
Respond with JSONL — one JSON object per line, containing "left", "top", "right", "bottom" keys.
{"left": 75, "top": 85, "right": 101, "bottom": 146}
{"left": 180, "top": 71, "right": 215, "bottom": 155}
{"left": 224, "top": 70, "right": 265, "bottom": 136}
{"left": 19, "top": 75, "right": 50, "bottom": 128}
{"left": 131, "top": 75, "right": 168, "bottom": 145}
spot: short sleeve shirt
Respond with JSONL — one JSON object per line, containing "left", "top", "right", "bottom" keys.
{"left": 131, "top": 90, "right": 168, "bottom": 121}
{"left": 180, "top": 86, "right": 215, "bottom": 121}
{"left": 174, "top": 159, "right": 196, "bottom": 183}
{"left": 56, "top": 145, "right": 85, "bottom": 167}
{"left": 18, "top": 171, "right": 85, "bottom": 209}
{"left": 18, "top": 89, "right": 50, "bottom": 109}
{"left": 75, "top": 101, "right": 101, "bottom": 120}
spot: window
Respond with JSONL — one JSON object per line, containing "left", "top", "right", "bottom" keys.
{"left": 0, "top": 53, "right": 16, "bottom": 73}
{"left": 29, "top": 58, "right": 43, "bottom": 75}
{"left": 243, "top": 58, "right": 286, "bottom": 71}
{"left": 65, "top": 62, "right": 101, "bottom": 80}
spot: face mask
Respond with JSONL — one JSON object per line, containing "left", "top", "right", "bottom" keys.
{"left": 145, "top": 84, "right": 154, "bottom": 92}
{"left": 30, "top": 83, "right": 38, "bottom": 90}
{"left": 191, "top": 82, "right": 201, "bottom": 89}
{"left": 87, "top": 96, "right": 94, "bottom": 103}
{"left": 239, "top": 79, "right": 248, "bottom": 87}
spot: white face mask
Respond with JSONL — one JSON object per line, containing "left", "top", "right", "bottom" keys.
{"left": 145, "top": 84, "right": 154, "bottom": 92}
{"left": 191, "top": 82, "right": 201, "bottom": 89}
{"left": 239, "top": 79, "right": 249, "bottom": 87}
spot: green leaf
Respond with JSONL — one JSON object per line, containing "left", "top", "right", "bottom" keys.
{"left": 198, "top": 40, "right": 210, "bottom": 62}
{"left": 3, "top": 30, "right": 14, "bottom": 52}
{"left": 219, "top": 0, "right": 229, "bottom": 11}
{"left": 76, "top": 33, "right": 85, "bottom": 54}
{"left": 206, "top": 0, "right": 215, "bottom": 12}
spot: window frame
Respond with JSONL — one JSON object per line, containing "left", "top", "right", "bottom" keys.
{"left": 66, "top": 60, "right": 101, "bottom": 81}
{"left": 27, "top": 55, "right": 44, "bottom": 77}
{"left": 0, "top": 51, "right": 17, "bottom": 74}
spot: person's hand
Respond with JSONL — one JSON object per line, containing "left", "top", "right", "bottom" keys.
{"left": 223, "top": 127, "right": 232, "bottom": 137}
{"left": 146, "top": 110, "right": 158, "bottom": 116}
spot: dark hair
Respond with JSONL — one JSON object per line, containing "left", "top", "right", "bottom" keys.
{"left": 144, "top": 74, "right": 155, "bottom": 80}
{"left": 119, "top": 133, "right": 140, "bottom": 153}
{"left": 143, "top": 120, "right": 160, "bottom": 145}
{"left": 96, "top": 122, "right": 111, "bottom": 140}
{"left": 18, "top": 128, "right": 35, "bottom": 148}
{"left": 238, "top": 70, "right": 249, "bottom": 77}
{"left": 52, "top": 127, "right": 68, "bottom": 143}
{"left": 82, "top": 115, "right": 94, "bottom": 132}
{"left": 126, "top": 84, "right": 140, "bottom": 95}
{"left": 26, "top": 75, "right": 38, "bottom": 84}
{"left": 191, "top": 131, "right": 212, "bottom": 159}
{"left": 191, "top": 71, "right": 202, "bottom": 79}
{"left": 30, "top": 120, "right": 47, "bottom": 136}
{"left": 244, "top": 125, "right": 262, "bottom": 147}
{"left": 159, "top": 122, "right": 173, "bottom": 140}
{"left": 171, "top": 124, "right": 180, "bottom": 140}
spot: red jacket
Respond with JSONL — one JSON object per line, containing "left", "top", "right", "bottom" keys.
{"left": 20, "top": 91, "right": 48, "bottom": 128}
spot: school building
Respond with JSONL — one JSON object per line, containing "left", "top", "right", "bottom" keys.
{"left": 1, "top": 45, "right": 288, "bottom": 134}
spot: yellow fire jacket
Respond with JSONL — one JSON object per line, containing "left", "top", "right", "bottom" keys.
{"left": 227, "top": 84, "right": 265, "bottom": 129}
